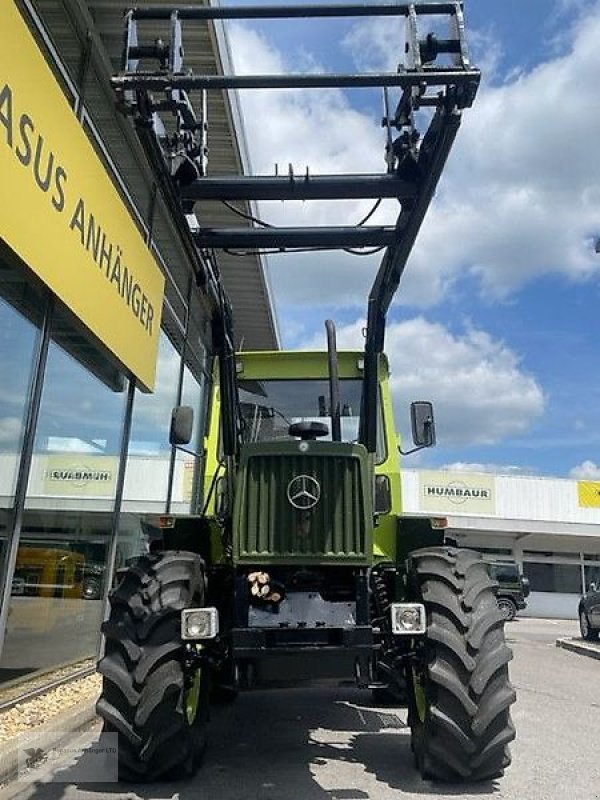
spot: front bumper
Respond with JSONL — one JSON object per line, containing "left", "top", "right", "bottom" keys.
{"left": 232, "top": 624, "right": 372, "bottom": 656}
{"left": 231, "top": 625, "right": 374, "bottom": 685}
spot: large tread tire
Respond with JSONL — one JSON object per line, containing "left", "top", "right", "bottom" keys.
{"left": 407, "top": 547, "right": 516, "bottom": 783}
{"left": 96, "top": 551, "right": 208, "bottom": 782}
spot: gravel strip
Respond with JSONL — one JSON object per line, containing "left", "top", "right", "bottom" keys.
{"left": 0, "top": 659, "right": 95, "bottom": 707}
{"left": 0, "top": 673, "right": 101, "bottom": 745}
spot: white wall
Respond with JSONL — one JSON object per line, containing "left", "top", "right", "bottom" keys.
{"left": 401, "top": 469, "right": 600, "bottom": 528}
{"left": 521, "top": 592, "right": 581, "bottom": 620}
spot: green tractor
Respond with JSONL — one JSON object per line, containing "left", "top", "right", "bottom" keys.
{"left": 97, "top": 0, "right": 515, "bottom": 784}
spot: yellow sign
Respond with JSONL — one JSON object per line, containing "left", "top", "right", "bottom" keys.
{"left": 578, "top": 481, "right": 600, "bottom": 508}
{"left": 0, "top": 4, "right": 164, "bottom": 390}
{"left": 42, "top": 455, "right": 119, "bottom": 497}
{"left": 419, "top": 471, "right": 496, "bottom": 515}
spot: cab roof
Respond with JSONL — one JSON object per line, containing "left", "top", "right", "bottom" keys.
{"left": 235, "top": 350, "right": 390, "bottom": 380}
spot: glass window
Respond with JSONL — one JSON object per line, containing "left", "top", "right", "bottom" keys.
{"left": 584, "top": 564, "right": 600, "bottom": 592}
{"left": 522, "top": 550, "right": 580, "bottom": 560}
{"left": 238, "top": 378, "right": 387, "bottom": 463}
{"left": 1, "top": 509, "right": 113, "bottom": 683}
{"left": 0, "top": 306, "right": 128, "bottom": 686}
{"left": 25, "top": 313, "right": 127, "bottom": 512}
{"left": 123, "top": 331, "right": 181, "bottom": 511}
{"left": 171, "top": 366, "right": 209, "bottom": 514}
{"left": 0, "top": 252, "right": 46, "bottom": 581}
{"left": 0, "top": 298, "right": 41, "bottom": 506}
{"left": 522, "top": 562, "right": 582, "bottom": 594}
{"left": 478, "top": 547, "right": 513, "bottom": 557}
{"left": 489, "top": 563, "right": 520, "bottom": 583}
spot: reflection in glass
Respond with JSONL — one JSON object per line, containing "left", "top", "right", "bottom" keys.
{"left": 172, "top": 366, "right": 208, "bottom": 514}
{"left": 523, "top": 562, "right": 582, "bottom": 594}
{"left": 0, "top": 510, "right": 113, "bottom": 683}
{"left": 25, "top": 319, "right": 127, "bottom": 512}
{"left": 0, "top": 298, "right": 41, "bottom": 505}
{"left": 124, "top": 332, "right": 181, "bottom": 510}
{"left": 0, "top": 307, "right": 128, "bottom": 685}
{"left": 0, "top": 254, "right": 45, "bottom": 594}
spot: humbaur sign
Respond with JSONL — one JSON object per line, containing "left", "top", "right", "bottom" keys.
{"left": 419, "top": 470, "right": 496, "bottom": 515}
{"left": 40, "top": 455, "right": 118, "bottom": 497}
{"left": 0, "top": 4, "right": 165, "bottom": 390}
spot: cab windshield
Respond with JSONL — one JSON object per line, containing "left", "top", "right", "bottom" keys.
{"left": 238, "top": 378, "right": 386, "bottom": 463}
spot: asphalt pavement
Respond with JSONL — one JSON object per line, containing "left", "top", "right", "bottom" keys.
{"left": 3, "top": 617, "right": 600, "bottom": 800}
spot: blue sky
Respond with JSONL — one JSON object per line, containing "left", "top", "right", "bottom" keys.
{"left": 222, "top": 0, "right": 600, "bottom": 479}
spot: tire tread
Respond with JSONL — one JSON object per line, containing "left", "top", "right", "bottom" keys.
{"left": 96, "top": 551, "right": 206, "bottom": 781}
{"left": 408, "top": 547, "right": 516, "bottom": 782}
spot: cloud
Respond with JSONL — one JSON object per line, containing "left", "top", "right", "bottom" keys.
{"left": 441, "top": 462, "right": 537, "bottom": 476}
{"left": 0, "top": 416, "right": 23, "bottom": 444}
{"left": 569, "top": 460, "right": 600, "bottom": 479}
{"left": 228, "top": 8, "right": 600, "bottom": 310}
{"left": 302, "top": 316, "right": 544, "bottom": 446}
{"left": 227, "top": 24, "right": 404, "bottom": 308}
{"left": 422, "top": 7, "right": 600, "bottom": 300}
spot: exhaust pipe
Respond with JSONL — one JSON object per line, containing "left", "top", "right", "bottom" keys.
{"left": 325, "top": 320, "right": 342, "bottom": 441}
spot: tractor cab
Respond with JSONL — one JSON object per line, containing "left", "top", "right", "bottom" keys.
{"left": 204, "top": 350, "right": 401, "bottom": 554}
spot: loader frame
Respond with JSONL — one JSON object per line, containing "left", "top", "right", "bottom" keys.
{"left": 112, "top": 1, "right": 480, "bottom": 459}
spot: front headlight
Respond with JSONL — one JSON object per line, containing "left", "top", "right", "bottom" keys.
{"left": 181, "top": 607, "right": 219, "bottom": 640}
{"left": 390, "top": 603, "right": 426, "bottom": 635}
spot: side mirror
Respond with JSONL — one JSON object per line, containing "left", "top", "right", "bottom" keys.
{"left": 410, "top": 401, "right": 436, "bottom": 448}
{"left": 590, "top": 582, "right": 597, "bottom": 593}
{"left": 170, "top": 406, "right": 194, "bottom": 446}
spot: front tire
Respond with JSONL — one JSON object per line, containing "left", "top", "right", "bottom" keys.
{"left": 96, "top": 551, "right": 209, "bottom": 782}
{"left": 407, "top": 547, "right": 516, "bottom": 782}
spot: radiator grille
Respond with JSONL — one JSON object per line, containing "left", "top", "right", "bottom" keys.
{"left": 234, "top": 447, "right": 371, "bottom": 564}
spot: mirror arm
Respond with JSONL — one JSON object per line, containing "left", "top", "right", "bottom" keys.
{"left": 173, "top": 444, "right": 203, "bottom": 459}
{"left": 398, "top": 444, "right": 427, "bottom": 456}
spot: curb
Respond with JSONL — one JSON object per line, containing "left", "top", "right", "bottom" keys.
{"left": 556, "top": 637, "right": 600, "bottom": 661}
{"left": 0, "top": 701, "right": 98, "bottom": 790}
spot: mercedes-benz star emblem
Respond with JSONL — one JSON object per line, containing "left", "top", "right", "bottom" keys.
{"left": 287, "top": 474, "right": 321, "bottom": 510}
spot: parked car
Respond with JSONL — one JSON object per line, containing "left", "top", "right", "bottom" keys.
{"left": 579, "top": 582, "right": 600, "bottom": 641}
{"left": 486, "top": 561, "right": 530, "bottom": 621}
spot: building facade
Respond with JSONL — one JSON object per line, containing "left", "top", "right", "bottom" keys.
{"left": 402, "top": 469, "right": 600, "bottom": 619}
{"left": 0, "top": 0, "right": 277, "bottom": 691}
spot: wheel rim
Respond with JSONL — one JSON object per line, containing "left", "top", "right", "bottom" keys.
{"left": 185, "top": 666, "right": 203, "bottom": 725}
{"left": 498, "top": 600, "right": 514, "bottom": 621}
{"left": 580, "top": 611, "right": 589, "bottom": 637}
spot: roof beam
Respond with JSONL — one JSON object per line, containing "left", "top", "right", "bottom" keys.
{"left": 192, "top": 226, "right": 398, "bottom": 250}
{"left": 181, "top": 174, "right": 416, "bottom": 202}
{"left": 130, "top": 4, "right": 462, "bottom": 21}
{"left": 113, "top": 68, "right": 480, "bottom": 92}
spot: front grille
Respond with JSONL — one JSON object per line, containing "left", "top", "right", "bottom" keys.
{"left": 234, "top": 445, "right": 371, "bottom": 564}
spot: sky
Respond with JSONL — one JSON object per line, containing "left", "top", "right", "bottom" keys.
{"left": 218, "top": 0, "right": 600, "bottom": 480}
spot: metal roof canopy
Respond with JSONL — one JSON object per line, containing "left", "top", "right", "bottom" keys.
{"left": 114, "top": 2, "right": 480, "bottom": 452}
